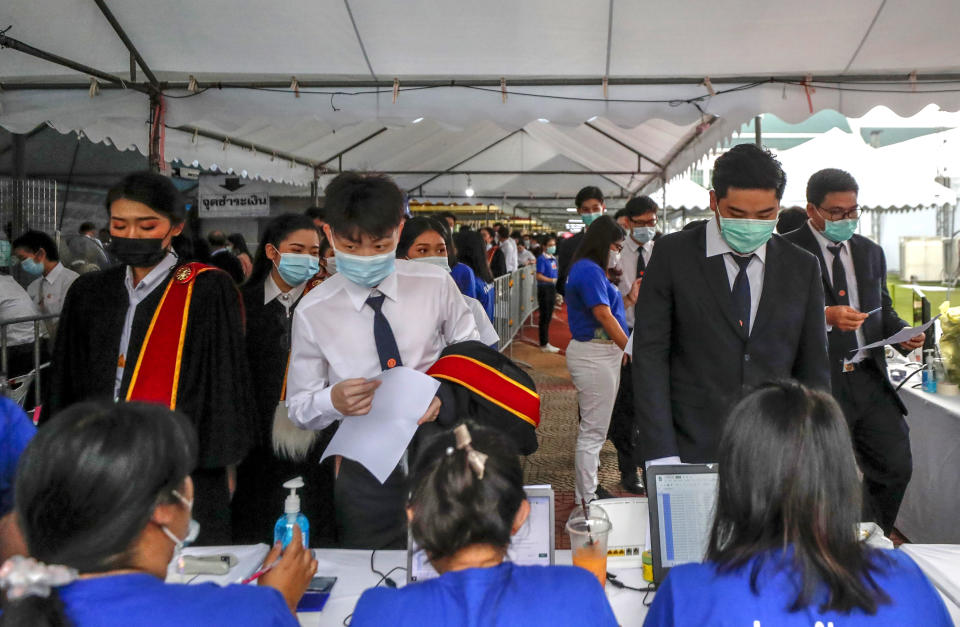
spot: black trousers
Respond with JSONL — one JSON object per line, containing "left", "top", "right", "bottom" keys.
{"left": 537, "top": 284, "right": 557, "bottom": 346}
{"left": 609, "top": 359, "right": 639, "bottom": 474}
{"left": 334, "top": 458, "right": 407, "bottom": 549}
{"left": 192, "top": 467, "right": 232, "bottom": 545}
{"left": 834, "top": 362, "right": 912, "bottom": 534}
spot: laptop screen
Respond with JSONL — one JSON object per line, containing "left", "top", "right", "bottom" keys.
{"left": 648, "top": 465, "right": 718, "bottom": 583}
{"left": 409, "top": 488, "right": 554, "bottom": 582}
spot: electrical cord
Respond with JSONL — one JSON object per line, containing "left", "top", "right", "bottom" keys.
{"left": 606, "top": 571, "right": 656, "bottom": 605}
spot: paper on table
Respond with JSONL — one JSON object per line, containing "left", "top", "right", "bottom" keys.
{"left": 320, "top": 366, "right": 440, "bottom": 483}
{"left": 856, "top": 315, "right": 939, "bottom": 353}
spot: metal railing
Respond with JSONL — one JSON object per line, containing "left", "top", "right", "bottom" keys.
{"left": 0, "top": 312, "right": 58, "bottom": 409}
{"left": 493, "top": 266, "right": 538, "bottom": 352}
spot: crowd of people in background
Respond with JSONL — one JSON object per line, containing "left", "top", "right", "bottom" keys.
{"left": 0, "top": 147, "right": 953, "bottom": 626}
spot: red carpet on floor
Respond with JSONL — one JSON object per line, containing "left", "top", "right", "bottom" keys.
{"left": 518, "top": 304, "right": 572, "bottom": 352}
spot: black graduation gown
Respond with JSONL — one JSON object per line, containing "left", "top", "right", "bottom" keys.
{"left": 230, "top": 278, "right": 338, "bottom": 546}
{"left": 47, "top": 263, "right": 255, "bottom": 544}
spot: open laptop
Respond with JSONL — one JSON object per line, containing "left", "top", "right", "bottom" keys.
{"left": 407, "top": 485, "right": 555, "bottom": 583}
{"left": 646, "top": 464, "right": 719, "bottom": 587}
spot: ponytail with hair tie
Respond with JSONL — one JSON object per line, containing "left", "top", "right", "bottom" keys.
{"left": 0, "top": 556, "right": 77, "bottom": 600}
{"left": 452, "top": 424, "right": 487, "bottom": 480}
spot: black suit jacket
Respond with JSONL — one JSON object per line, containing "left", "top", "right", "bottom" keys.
{"left": 210, "top": 249, "right": 246, "bottom": 284}
{"left": 632, "top": 224, "right": 830, "bottom": 463}
{"left": 556, "top": 232, "right": 584, "bottom": 296}
{"left": 783, "top": 224, "right": 909, "bottom": 413}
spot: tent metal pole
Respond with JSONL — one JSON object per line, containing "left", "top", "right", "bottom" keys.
{"left": 386, "top": 170, "right": 656, "bottom": 176}
{"left": 584, "top": 122, "right": 665, "bottom": 169}
{"left": 754, "top": 115, "right": 762, "bottom": 147}
{"left": 318, "top": 127, "right": 389, "bottom": 169}
{"left": 646, "top": 115, "right": 720, "bottom": 193}
{"left": 166, "top": 125, "right": 317, "bottom": 168}
{"left": 0, "top": 33, "right": 152, "bottom": 94}
{"left": 406, "top": 129, "right": 524, "bottom": 192}
{"left": 92, "top": 0, "right": 159, "bottom": 87}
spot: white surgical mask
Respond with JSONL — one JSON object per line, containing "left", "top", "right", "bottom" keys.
{"left": 608, "top": 251, "right": 622, "bottom": 268}
{"left": 412, "top": 256, "right": 451, "bottom": 272}
{"left": 324, "top": 256, "right": 338, "bottom": 275}
{"left": 161, "top": 489, "right": 201, "bottom": 554}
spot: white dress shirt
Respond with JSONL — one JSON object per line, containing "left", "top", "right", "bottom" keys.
{"left": 0, "top": 275, "right": 44, "bottom": 346}
{"left": 464, "top": 295, "right": 499, "bottom": 346}
{"left": 617, "top": 236, "right": 656, "bottom": 330}
{"left": 704, "top": 215, "right": 766, "bottom": 335}
{"left": 287, "top": 259, "right": 480, "bottom": 430}
{"left": 518, "top": 249, "right": 536, "bottom": 266}
{"left": 501, "top": 238, "right": 519, "bottom": 272}
{"left": 264, "top": 272, "right": 306, "bottom": 316}
{"left": 807, "top": 222, "right": 866, "bottom": 364}
{"left": 27, "top": 262, "right": 79, "bottom": 317}
{"left": 114, "top": 253, "right": 178, "bottom": 398}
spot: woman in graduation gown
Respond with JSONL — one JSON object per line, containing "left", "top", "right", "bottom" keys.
{"left": 47, "top": 172, "right": 255, "bottom": 545}
{"left": 231, "top": 214, "right": 337, "bottom": 546}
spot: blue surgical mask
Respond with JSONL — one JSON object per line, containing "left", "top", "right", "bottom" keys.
{"left": 718, "top": 216, "right": 776, "bottom": 254}
{"left": 412, "top": 256, "right": 451, "bottom": 272}
{"left": 275, "top": 253, "right": 320, "bottom": 287}
{"left": 632, "top": 227, "right": 656, "bottom": 244}
{"left": 20, "top": 258, "right": 43, "bottom": 276}
{"left": 823, "top": 218, "right": 858, "bottom": 243}
{"left": 582, "top": 211, "right": 603, "bottom": 226}
{"left": 331, "top": 236, "right": 398, "bottom": 288}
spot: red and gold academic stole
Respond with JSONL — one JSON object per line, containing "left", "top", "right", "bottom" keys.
{"left": 427, "top": 354, "right": 541, "bottom": 428}
{"left": 126, "top": 263, "right": 217, "bottom": 409}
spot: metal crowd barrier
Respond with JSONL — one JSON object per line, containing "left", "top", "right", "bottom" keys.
{"left": 0, "top": 312, "right": 58, "bottom": 409}
{"left": 494, "top": 266, "right": 538, "bottom": 352}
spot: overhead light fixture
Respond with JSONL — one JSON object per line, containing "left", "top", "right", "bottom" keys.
{"left": 587, "top": 115, "right": 598, "bottom": 122}
{"left": 537, "top": 118, "right": 550, "bottom": 123}
{"left": 412, "top": 117, "right": 424, "bottom": 124}
{"left": 566, "top": 207, "right": 578, "bottom": 212}
{"left": 465, "top": 175, "right": 475, "bottom": 198}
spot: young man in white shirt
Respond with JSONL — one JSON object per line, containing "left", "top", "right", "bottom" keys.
{"left": 287, "top": 172, "right": 480, "bottom": 549}
{"left": 498, "top": 225, "right": 519, "bottom": 272}
{"left": 12, "top": 230, "right": 80, "bottom": 339}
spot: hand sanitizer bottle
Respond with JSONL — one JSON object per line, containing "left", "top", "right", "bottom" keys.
{"left": 274, "top": 476, "right": 309, "bottom": 549}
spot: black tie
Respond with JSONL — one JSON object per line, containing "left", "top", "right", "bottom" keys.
{"left": 365, "top": 294, "right": 403, "bottom": 371}
{"left": 828, "top": 244, "right": 859, "bottom": 357}
{"left": 636, "top": 246, "right": 646, "bottom": 279}
{"left": 730, "top": 254, "right": 753, "bottom": 332}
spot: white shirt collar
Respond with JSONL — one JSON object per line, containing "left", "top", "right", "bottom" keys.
{"left": 44, "top": 262, "right": 64, "bottom": 285}
{"left": 624, "top": 236, "right": 641, "bottom": 253}
{"left": 807, "top": 220, "right": 850, "bottom": 254}
{"left": 340, "top": 265, "right": 400, "bottom": 312}
{"left": 704, "top": 214, "right": 768, "bottom": 264}
{"left": 123, "top": 252, "right": 178, "bottom": 295}
{"left": 264, "top": 272, "right": 306, "bottom": 306}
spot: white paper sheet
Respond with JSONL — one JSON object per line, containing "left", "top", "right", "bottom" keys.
{"left": 856, "top": 315, "right": 939, "bottom": 352}
{"left": 320, "top": 366, "right": 440, "bottom": 483}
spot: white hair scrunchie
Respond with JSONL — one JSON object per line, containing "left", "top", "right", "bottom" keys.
{"left": 0, "top": 556, "right": 78, "bottom": 600}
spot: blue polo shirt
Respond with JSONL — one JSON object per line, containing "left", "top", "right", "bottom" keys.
{"left": 644, "top": 548, "right": 952, "bottom": 627}
{"left": 0, "top": 397, "right": 34, "bottom": 516}
{"left": 451, "top": 263, "right": 477, "bottom": 299}
{"left": 565, "top": 259, "right": 627, "bottom": 342}
{"left": 536, "top": 254, "right": 558, "bottom": 286}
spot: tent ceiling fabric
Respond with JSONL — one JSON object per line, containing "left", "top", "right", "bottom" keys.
{"left": 3, "top": 0, "right": 960, "bottom": 212}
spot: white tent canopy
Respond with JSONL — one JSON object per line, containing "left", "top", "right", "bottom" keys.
{"left": 3, "top": 0, "right": 960, "bottom": 226}
{"left": 776, "top": 128, "right": 956, "bottom": 209}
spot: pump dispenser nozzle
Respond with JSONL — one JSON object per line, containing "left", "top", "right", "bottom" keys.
{"left": 283, "top": 476, "right": 304, "bottom": 514}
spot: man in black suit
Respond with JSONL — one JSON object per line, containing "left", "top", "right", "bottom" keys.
{"left": 611, "top": 196, "right": 660, "bottom": 493}
{"left": 784, "top": 168, "right": 924, "bottom": 534}
{"left": 207, "top": 230, "right": 245, "bottom": 284}
{"left": 556, "top": 186, "right": 605, "bottom": 296}
{"left": 633, "top": 144, "right": 830, "bottom": 469}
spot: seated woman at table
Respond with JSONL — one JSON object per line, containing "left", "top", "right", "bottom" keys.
{"left": 644, "top": 380, "right": 951, "bottom": 627}
{"left": 352, "top": 424, "right": 617, "bottom": 627}
{"left": 0, "top": 401, "right": 317, "bottom": 627}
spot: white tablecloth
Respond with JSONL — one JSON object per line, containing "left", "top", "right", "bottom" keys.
{"left": 899, "top": 544, "right": 960, "bottom": 625}
{"left": 896, "top": 383, "right": 960, "bottom": 543}
{"left": 297, "top": 549, "right": 653, "bottom": 626}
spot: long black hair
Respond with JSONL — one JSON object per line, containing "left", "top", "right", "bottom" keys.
{"left": 571, "top": 215, "right": 625, "bottom": 268}
{"left": 707, "top": 380, "right": 890, "bottom": 614}
{"left": 227, "top": 233, "right": 251, "bottom": 257}
{"left": 2, "top": 401, "right": 197, "bottom": 627}
{"left": 105, "top": 172, "right": 194, "bottom": 259}
{"left": 453, "top": 230, "right": 494, "bottom": 283}
{"left": 248, "top": 213, "right": 318, "bottom": 287}
{"left": 397, "top": 217, "right": 457, "bottom": 269}
{"left": 407, "top": 425, "right": 525, "bottom": 563}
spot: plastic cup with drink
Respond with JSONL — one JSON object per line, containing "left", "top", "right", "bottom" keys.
{"left": 566, "top": 502, "right": 612, "bottom": 586}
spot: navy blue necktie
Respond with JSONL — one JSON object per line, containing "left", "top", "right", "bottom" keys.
{"left": 730, "top": 254, "right": 753, "bottom": 332}
{"left": 636, "top": 246, "right": 646, "bottom": 279}
{"left": 365, "top": 294, "right": 403, "bottom": 371}
{"left": 828, "top": 244, "right": 859, "bottom": 357}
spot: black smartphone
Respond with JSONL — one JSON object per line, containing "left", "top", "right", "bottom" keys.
{"left": 306, "top": 575, "right": 337, "bottom": 594}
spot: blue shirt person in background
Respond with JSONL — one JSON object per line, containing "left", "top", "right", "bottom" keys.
{"left": 565, "top": 255, "right": 628, "bottom": 342}
{"left": 0, "top": 401, "right": 316, "bottom": 626}
{"left": 535, "top": 238, "right": 561, "bottom": 351}
{"left": 0, "top": 397, "right": 34, "bottom": 561}
{"left": 644, "top": 381, "right": 951, "bottom": 627}
{"left": 455, "top": 230, "right": 497, "bottom": 321}
{"left": 353, "top": 424, "right": 617, "bottom": 626}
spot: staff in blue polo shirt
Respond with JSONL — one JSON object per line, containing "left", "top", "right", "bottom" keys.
{"left": 564, "top": 216, "right": 629, "bottom": 503}
{"left": 535, "top": 236, "right": 560, "bottom": 353}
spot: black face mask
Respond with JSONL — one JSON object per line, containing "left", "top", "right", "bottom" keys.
{"left": 109, "top": 236, "right": 169, "bottom": 268}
